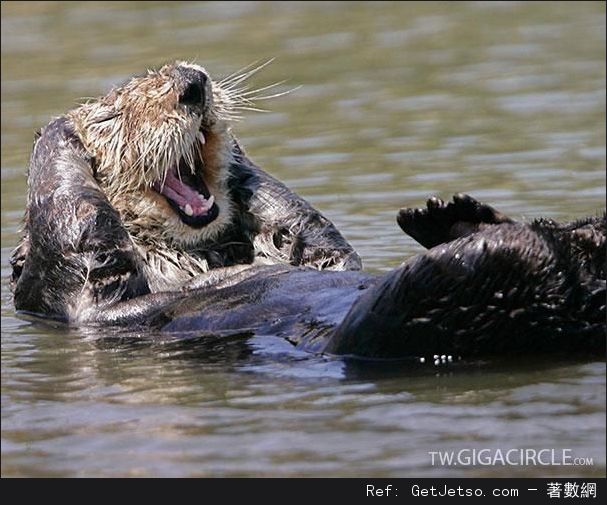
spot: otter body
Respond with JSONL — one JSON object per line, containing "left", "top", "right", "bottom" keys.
{"left": 79, "top": 206, "right": 605, "bottom": 359}
{"left": 10, "top": 61, "right": 606, "bottom": 360}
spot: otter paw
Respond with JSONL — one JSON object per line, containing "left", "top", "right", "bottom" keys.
{"left": 397, "top": 194, "right": 513, "bottom": 249}
{"left": 397, "top": 196, "right": 455, "bottom": 249}
{"left": 451, "top": 193, "right": 511, "bottom": 225}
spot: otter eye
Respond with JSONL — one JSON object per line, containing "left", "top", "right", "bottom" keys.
{"left": 179, "top": 82, "right": 203, "bottom": 106}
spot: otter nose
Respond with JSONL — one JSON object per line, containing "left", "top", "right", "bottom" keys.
{"left": 177, "top": 68, "right": 208, "bottom": 107}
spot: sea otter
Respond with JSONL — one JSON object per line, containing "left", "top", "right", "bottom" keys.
{"left": 10, "top": 61, "right": 606, "bottom": 360}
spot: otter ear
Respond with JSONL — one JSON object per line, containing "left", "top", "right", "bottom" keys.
{"left": 397, "top": 194, "right": 515, "bottom": 249}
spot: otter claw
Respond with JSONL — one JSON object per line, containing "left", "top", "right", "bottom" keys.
{"left": 427, "top": 196, "right": 444, "bottom": 210}
{"left": 452, "top": 193, "right": 480, "bottom": 209}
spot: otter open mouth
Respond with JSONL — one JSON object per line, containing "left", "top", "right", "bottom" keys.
{"left": 152, "top": 135, "right": 219, "bottom": 228}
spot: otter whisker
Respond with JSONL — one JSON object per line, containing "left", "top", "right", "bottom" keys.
{"left": 214, "top": 78, "right": 299, "bottom": 121}
{"left": 219, "top": 88, "right": 256, "bottom": 102}
{"left": 215, "top": 112, "right": 244, "bottom": 122}
{"left": 217, "top": 60, "right": 262, "bottom": 85}
{"left": 237, "top": 80, "right": 288, "bottom": 97}
{"left": 217, "top": 63, "right": 277, "bottom": 97}
{"left": 243, "top": 85, "right": 302, "bottom": 101}
{"left": 220, "top": 95, "right": 256, "bottom": 108}
{"left": 218, "top": 58, "right": 276, "bottom": 87}
{"left": 231, "top": 105, "right": 270, "bottom": 113}
{"left": 220, "top": 81, "right": 296, "bottom": 104}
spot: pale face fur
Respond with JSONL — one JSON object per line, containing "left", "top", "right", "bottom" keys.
{"left": 67, "top": 61, "right": 240, "bottom": 249}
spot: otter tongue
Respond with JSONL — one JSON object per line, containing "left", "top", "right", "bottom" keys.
{"left": 157, "top": 169, "right": 213, "bottom": 216}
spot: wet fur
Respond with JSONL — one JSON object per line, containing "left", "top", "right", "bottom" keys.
{"left": 10, "top": 62, "right": 606, "bottom": 359}
{"left": 10, "top": 61, "right": 360, "bottom": 320}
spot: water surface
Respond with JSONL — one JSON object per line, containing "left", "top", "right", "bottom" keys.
{"left": 1, "top": 1, "right": 605, "bottom": 477}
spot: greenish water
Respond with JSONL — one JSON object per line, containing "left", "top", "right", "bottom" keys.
{"left": 1, "top": 1, "right": 605, "bottom": 477}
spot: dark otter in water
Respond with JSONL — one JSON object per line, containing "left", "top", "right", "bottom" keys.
{"left": 10, "top": 61, "right": 606, "bottom": 360}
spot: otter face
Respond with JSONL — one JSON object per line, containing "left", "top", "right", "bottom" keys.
{"left": 69, "top": 61, "right": 241, "bottom": 245}
{"left": 147, "top": 64, "right": 222, "bottom": 230}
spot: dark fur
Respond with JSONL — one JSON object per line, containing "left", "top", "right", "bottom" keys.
{"left": 129, "top": 203, "right": 605, "bottom": 359}
{"left": 11, "top": 118, "right": 150, "bottom": 319}
{"left": 191, "top": 141, "right": 362, "bottom": 271}
{"left": 10, "top": 109, "right": 606, "bottom": 360}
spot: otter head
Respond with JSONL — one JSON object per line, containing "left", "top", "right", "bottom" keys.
{"left": 68, "top": 61, "right": 242, "bottom": 246}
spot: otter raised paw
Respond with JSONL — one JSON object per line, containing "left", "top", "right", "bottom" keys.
{"left": 397, "top": 193, "right": 514, "bottom": 249}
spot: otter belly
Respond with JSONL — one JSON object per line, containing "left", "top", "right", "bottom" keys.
{"left": 147, "top": 267, "right": 376, "bottom": 354}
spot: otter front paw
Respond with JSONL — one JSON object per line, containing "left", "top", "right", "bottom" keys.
{"left": 397, "top": 193, "right": 514, "bottom": 249}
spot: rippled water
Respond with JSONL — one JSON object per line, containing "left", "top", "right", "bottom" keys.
{"left": 1, "top": 1, "right": 605, "bottom": 477}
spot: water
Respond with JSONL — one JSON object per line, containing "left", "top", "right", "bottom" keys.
{"left": 1, "top": 1, "right": 605, "bottom": 477}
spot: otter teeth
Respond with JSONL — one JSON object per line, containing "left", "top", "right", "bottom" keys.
{"left": 196, "top": 194, "right": 215, "bottom": 209}
{"left": 183, "top": 204, "right": 194, "bottom": 216}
